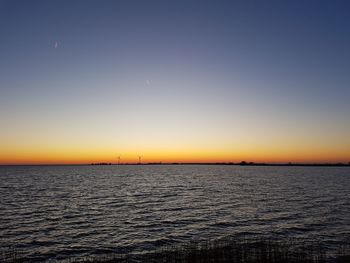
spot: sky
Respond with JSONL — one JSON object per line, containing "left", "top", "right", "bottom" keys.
{"left": 0, "top": 0, "right": 350, "bottom": 164}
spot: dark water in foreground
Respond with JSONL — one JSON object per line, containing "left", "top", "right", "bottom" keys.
{"left": 0, "top": 165, "right": 349, "bottom": 262}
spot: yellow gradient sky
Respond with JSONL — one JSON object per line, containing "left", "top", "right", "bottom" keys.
{"left": 1, "top": 1, "right": 350, "bottom": 164}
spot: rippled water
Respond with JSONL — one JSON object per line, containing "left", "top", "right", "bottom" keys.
{"left": 0, "top": 165, "right": 349, "bottom": 261}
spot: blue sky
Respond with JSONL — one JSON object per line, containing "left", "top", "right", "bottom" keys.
{"left": 1, "top": 0, "right": 350, "bottom": 163}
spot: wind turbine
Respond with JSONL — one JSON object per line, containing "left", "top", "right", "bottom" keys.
{"left": 117, "top": 155, "right": 121, "bottom": 165}
{"left": 138, "top": 155, "right": 143, "bottom": 164}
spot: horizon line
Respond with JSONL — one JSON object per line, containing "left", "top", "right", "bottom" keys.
{"left": 1, "top": 161, "right": 350, "bottom": 167}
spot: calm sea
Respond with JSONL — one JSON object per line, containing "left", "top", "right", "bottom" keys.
{"left": 0, "top": 165, "right": 349, "bottom": 261}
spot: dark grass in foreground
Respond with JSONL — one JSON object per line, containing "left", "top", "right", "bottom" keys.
{"left": 2, "top": 238, "right": 350, "bottom": 263}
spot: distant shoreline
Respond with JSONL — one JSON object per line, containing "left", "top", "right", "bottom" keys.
{"left": 1, "top": 162, "right": 350, "bottom": 167}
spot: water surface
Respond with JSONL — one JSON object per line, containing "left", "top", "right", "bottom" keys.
{"left": 0, "top": 165, "right": 349, "bottom": 261}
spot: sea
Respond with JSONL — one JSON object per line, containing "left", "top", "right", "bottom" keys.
{"left": 0, "top": 165, "right": 349, "bottom": 261}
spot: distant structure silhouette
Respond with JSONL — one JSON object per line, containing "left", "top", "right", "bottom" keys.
{"left": 138, "top": 155, "right": 142, "bottom": 164}
{"left": 117, "top": 155, "right": 121, "bottom": 165}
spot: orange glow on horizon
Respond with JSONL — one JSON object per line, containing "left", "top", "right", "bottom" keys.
{"left": 1, "top": 147, "right": 349, "bottom": 165}
{"left": 1, "top": 128, "right": 349, "bottom": 165}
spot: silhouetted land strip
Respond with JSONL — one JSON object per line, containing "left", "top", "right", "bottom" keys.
{"left": 2, "top": 162, "right": 350, "bottom": 167}
{"left": 90, "top": 161, "right": 350, "bottom": 167}
{"left": 2, "top": 237, "right": 349, "bottom": 263}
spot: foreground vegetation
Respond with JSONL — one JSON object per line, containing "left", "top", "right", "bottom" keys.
{"left": 2, "top": 237, "right": 349, "bottom": 263}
